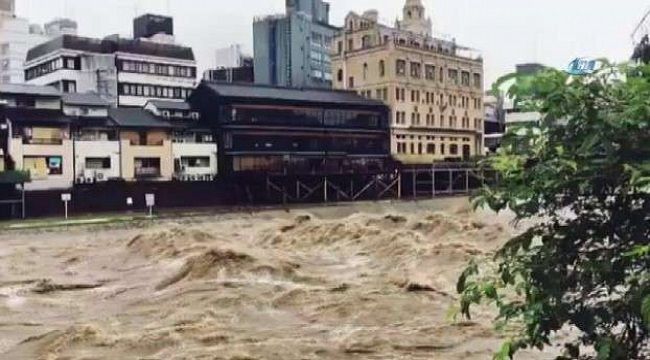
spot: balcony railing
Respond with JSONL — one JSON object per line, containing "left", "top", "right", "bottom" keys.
{"left": 130, "top": 140, "right": 164, "bottom": 146}
{"left": 135, "top": 167, "right": 161, "bottom": 178}
{"left": 23, "top": 138, "right": 64, "bottom": 145}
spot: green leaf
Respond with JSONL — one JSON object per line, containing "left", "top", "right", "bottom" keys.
{"left": 482, "top": 283, "right": 498, "bottom": 300}
{"left": 493, "top": 341, "right": 513, "bottom": 360}
{"left": 596, "top": 338, "right": 612, "bottom": 360}
{"left": 642, "top": 295, "right": 650, "bottom": 329}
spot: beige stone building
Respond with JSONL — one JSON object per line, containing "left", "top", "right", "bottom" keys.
{"left": 331, "top": 0, "right": 484, "bottom": 164}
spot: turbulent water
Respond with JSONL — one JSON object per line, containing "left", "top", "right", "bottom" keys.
{"left": 0, "top": 199, "right": 559, "bottom": 359}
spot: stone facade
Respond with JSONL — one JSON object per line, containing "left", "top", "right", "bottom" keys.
{"left": 331, "top": 1, "right": 484, "bottom": 164}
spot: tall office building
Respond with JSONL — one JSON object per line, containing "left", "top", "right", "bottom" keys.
{"left": 215, "top": 44, "right": 249, "bottom": 69}
{"left": 24, "top": 15, "right": 197, "bottom": 107}
{"left": 331, "top": 0, "right": 484, "bottom": 164}
{"left": 0, "top": 0, "right": 72, "bottom": 84}
{"left": 253, "top": 0, "right": 337, "bottom": 88}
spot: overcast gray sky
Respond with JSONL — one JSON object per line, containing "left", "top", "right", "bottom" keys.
{"left": 15, "top": 0, "right": 650, "bottom": 86}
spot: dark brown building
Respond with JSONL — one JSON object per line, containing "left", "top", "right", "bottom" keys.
{"left": 190, "top": 82, "right": 392, "bottom": 176}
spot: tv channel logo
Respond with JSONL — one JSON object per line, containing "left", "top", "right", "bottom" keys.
{"left": 566, "top": 58, "right": 602, "bottom": 76}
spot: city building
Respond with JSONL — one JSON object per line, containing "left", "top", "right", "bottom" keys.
{"left": 203, "top": 56, "right": 254, "bottom": 83}
{"left": 331, "top": 0, "right": 484, "bottom": 164}
{"left": 109, "top": 107, "right": 174, "bottom": 181}
{"left": 502, "top": 63, "right": 544, "bottom": 129}
{"left": 24, "top": 15, "right": 197, "bottom": 107}
{"left": 0, "top": 83, "right": 74, "bottom": 190}
{"left": 214, "top": 44, "right": 249, "bottom": 69}
{"left": 0, "top": 0, "right": 76, "bottom": 84}
{"left": 44, "top": 18, "right": 78, "bottom": 37}
{"left": 483, "top": 93, "right": 505, "bottom": 153}
{"left": 482, "top": 63, "right": 546, "bottom": 153}
{"left": 0, "top": 99, "right": 7, "bottom": 171}
{"left": 253, "top": 0, "right": 337, "bottom": 89}
{"left": 144, "top": 100, "right": 217, "bottom": 181}
{"left": 133, "top": 14, "right": 176, "bottom": 45}
{"left": 64, "top": 92, "right": 121, "bottom": 183}
{"left": 189, "top": 82, "right": 391, "bottom": 175}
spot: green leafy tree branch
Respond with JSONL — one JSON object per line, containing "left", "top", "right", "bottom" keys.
{"left": 458, "top": 63, "right": 650, "bottom": 359}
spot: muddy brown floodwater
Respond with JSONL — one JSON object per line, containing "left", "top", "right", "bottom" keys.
{"left": 0, "top": 199, "right": 562, "bottom": 359}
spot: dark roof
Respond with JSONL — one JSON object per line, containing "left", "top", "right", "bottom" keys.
{"left": 27, "top": 35, "right": 195, "bottom": 62}
{"left": 71, "top": 116, "right": 115, "bottom": 128}
{"left": 62, "top": 92, "right": 110, "bottom": 107}
{"left": 4, "top": 108, "right": 70, "bottom": 124}
{"left": 109, "top": 107, "right": 172, "bottom": 128}
{"left": 196, "top": 82, "right": 386, "bottom": 107}
{"left": 0, "top": 84, "right": 61, "bottom": 97}
{"left": 145, "top": 100, "right": 191, "bottom": 111}
{"left": 166, "top": 118, "right": 209, "bottom": 131}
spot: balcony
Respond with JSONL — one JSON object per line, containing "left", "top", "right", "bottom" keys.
{"left": 23, "top": 138, "right": 64, "bottom": 145}
{"left": 134, "top": 167, "right": 161, "bottom": 179}
{"left": 129, "top": 140, "right": 164, "bottom": 146}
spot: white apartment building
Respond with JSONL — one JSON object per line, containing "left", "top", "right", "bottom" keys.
{"left": 144, "top": 100, "right": 217, "bottom": 181}
{"left": 63, "top": 93, "right": 121, "bottom": 184}
{"left": 24, "top": 15, "right": 197, "bottom": 107}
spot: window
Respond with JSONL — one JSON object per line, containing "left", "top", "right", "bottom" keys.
{"left": 461, "top": 71, "right": 470, "bottom": 86}
{"left": 337, "top": 41, "right": 343, "bottom": 54}
{"left": 348, "top": 39, "right": 354, "bottom": 51}
{"left": 425, "top": 65, "right": 435, "bottom": 80}
{"left": 473, "top": 73, "right": 481, "bottom": 88}
{"left": 441, "top": 144, "right": 446, "bottom": 155}
{"left": 85, "top": 157, "right": 111, "bottom": 169}
{"left": 363, "top": 63, "right": 368, "bottom": 80}
{"left": 348, "top": 76, "right": 354, "bottom": 88}
{"left": 450, "top": 144, "right": 459, "bottom": 155}
{"left": 62, "top": 80, "right": 76, "bottom": 93}
{"left": 448, "top": 69, "right": 459, "bottom": 84}
{"left": 362, "top": 35, "right": 371, "bottom": 48}
{"left": 396, "top": 60, "right": 406, "bottom": 76}
{"left": 379, "top": 60, "right": 385, "bottom": 77}
{"left": 134, "top": 158, "right": 161, "bottom": 178}
{"left": 23, "top": 156, "right": 63, "bottom": 178}
{"left": 427, "top": 144, "right": 435, "bottom": 154}
{"left": 181, "top": 156, "right": 210, "bottom": 168}
{"left": 410, "top": 62, "right": 421, "bottom": 78}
